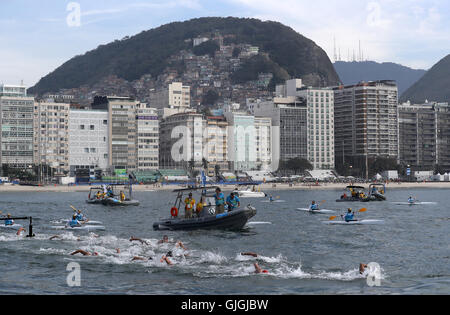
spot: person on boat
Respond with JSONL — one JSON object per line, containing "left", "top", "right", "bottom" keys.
{"left": 408, "top": 196, "right": 415, "bottom": 204}
{"left": 68, "top": 215, "right": 82, "bottom": 228}
{"left": 184, "top": 193, "right": 196, "bottom": 219}
{"left": 196, "top": 196, "right": 206, "bottom": 217}
{"left": 214, "top": 188, "right": 226, "bottom": 214}
{"left": 309, "top": 201, "right": 319, "bottom": 212}
{"left": 350, "top": 188, "right": 357, "bottom": 198}
{"left": 4, "top": 214, "right": 14, "bottom": 226}
{"left": 106, "top": 186, "right": 114, "bottom": 197}
{"left": 342, "top": 208, "right": 356, "bottom": 222}
{"left": 120, "top": 191, "right": 126, "bottom": 202}
{"left": 340, "top": 193, "right": 348, "bottom": 200}
{"left": 226, "top": 192, "right": 241, "bottom": 211}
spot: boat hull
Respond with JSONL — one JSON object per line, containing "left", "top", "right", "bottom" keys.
{"left": 153, "top": 207, "right": 257, "bottom": 231}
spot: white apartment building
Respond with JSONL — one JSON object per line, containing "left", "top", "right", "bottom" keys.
{"left": 297, "top": 87, "right": 335, "bottom": 170}
{"left": 136, "top": 103, "right": 159, "bottom": 170}
{"left": 0, "top": 84, "right": 34, "bottom": 169}
{"left": 159, "top": 112, "right": 204, "bottom": 169}
{"left": 34, "top": 99, "right": 70, "bottom": 176}
{"left": 254, "top": 117, "right": 272, "bottom": 171}
{"left": 224, "top": 109, "right": 257, "bottom": 172}
{"left": 150, "top": 82, "right": 190, "bottom": 110}
{"left": 204, "top": 116, "right": 229, "bottom": 175}
{"left": 68, "top": 109, "right": 109, "bottom": 176}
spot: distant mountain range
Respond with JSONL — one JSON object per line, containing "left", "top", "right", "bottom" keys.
{"left": 401, "top": 54, "right": 450, "bottom": 103}
{"left": 29, "top": 17, "right": 340, "bottom": 95}
{"left": 333, "top": 61, "right": 426, "bottom": 95}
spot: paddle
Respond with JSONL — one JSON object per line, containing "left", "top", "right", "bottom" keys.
{"left": 329, "top": 208, "right": 367, "bottom": 221}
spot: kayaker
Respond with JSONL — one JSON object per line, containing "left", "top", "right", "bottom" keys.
{"left": 269, "top": 195, "right": 274, "bottom": 202}
{"left": 309, "top": 201, "right": 319, "bottom": 212}
{"left": 75, "top": 210, "right": 86, "bottom": 222}
{"left": 342, "top": 208, "right": 356, "bottom": 222}
{"left": 408, "top": 196, "right": 415, "bottom": 204}
{"left": 226, "top": 192, "right": 241, "bottom": 211}
{"left": 184, "top": 193, "right": 196, "bottom": 218}
{"left": 5, "top": 214, "right": 14, "bottom": 226}
{"left": 214, "top": 188, "right": 225, "bottom": 214}
{"left": 68, "top": 215, "right": 82, "bottom": 228}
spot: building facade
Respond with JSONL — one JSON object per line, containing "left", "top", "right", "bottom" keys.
{"left": 136, "top": 103, "right": 159, "bottom": 170}
{"left": 159, "top": 112, "right": 204, "bottom": 169}
{"left": 68, "top": 109, "right": 109, "bottom": 176}
{"left": 204, "top": 116, "right": 229, "bottom": 176}
{"left": 34, "top": 99, "right": 70, "bottom": 176}
{"left": 254, "top": 117, "right": 272, "bottom": 171}
{"left": 297, "top": 87, "right": 335, "bottom": 170}
{"left": 333, "top": 80, "right": 399, "bottom": 173}
{"left": 92, "top": 96, "right": 138, "bottom": 174}
{"left": 0, "top": 84, "right": 34, "bottom": 169}
{"left": 398, "top": 101, "right": 450, "bottom": 171}
{"left": 149, "top": 82, "right": 190, "bottom": 110}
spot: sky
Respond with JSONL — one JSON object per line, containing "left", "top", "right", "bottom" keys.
{"left": 1, "top": 0, "right": 449, "bottom": 87}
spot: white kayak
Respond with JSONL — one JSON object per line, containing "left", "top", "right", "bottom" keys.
{"left": 393, "top": 202, "right": 437, "bottom": 205}
{"left": 51, "top": 225, "right": 106, "bottom": 231}
{"left": 62, "top": 219, "right": 103, "bottom": 225}
{"left": 261, "top": 200, "right": 286, "bottom": 203}
{"left": 323, "top": 219, "right": 384, "bottom": 225}
{"left": 0, "top": 224, "right": 23, "bottom": 231}
{"left": 297, "top": 208, "right": 336, "bottom": 214}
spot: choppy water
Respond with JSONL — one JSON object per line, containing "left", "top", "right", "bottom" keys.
{"left": 0, "top": 188, "right": 449, "bottom": 295}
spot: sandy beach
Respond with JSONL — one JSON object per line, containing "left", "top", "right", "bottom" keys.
{"left": 1, "top": 181, "right": 450, "bottom": 193}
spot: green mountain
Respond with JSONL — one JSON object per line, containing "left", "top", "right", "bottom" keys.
{"left": 29, "top": 17, "right": 340, "bottom": 95}
{"left": 334, "top": 61, "right": 426, "bottom": 95}
{"left": 401, "top": 54, "right": 450, "bottom": 103}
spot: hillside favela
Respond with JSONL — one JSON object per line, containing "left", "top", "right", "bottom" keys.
{"left": 1, "top": 1, "right": 449, "bottom": 300}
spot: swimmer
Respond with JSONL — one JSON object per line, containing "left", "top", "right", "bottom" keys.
{"left": 359, "top": 263, "right": 368, "bottom": 275}
{"left": 70, "top": 249, "right": 98, "bottom": 256}
{"left": 130, "top": 237, "right": 149, "bottom": 245}
{"left": 241, "top": 252, "right": 258, "bottom": 258}
{"left": 253, "top": 263, "right": 268, "bottom": 274}
{"left": 16, "top": 227, "right": 26, "bottom": 236}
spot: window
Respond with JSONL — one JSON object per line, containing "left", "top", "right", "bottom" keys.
{"left": 90, "top": 125, "right": 95, "bottom": 130}
{"left": 80, "top": 125, "right": 85, "bottom": 130}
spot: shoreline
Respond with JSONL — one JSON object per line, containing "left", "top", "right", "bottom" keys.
{"left": 1, "top": 182, "right": 450, "bottom": 192}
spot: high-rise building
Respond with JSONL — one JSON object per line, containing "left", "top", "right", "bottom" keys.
{"left": 398, "top": 101, "right": 450, "bottom": 171}
{"left": 68, "top": 109, "right": 109, "bottom": 177}
{"left": 136, "top": 103, "right": 159, "bottom": 170}
{"left": 204, "top": 115, "right": 229, "bottom": 176}
{"left": 92, "top": 96, "right": 138, "bottom": 174}
{"left": 224, "top": 110, "right": 256, "bottom": 171}
{"left": 159, "top": 112, "right": 204, "bottom": 169}
{"left": 333, "top": 80, "right": 398, "bottom": 174}
{"left": 297, "top": 87, "right": 335, "bottom": 170}
{"left": 34, "top": 98, "right": 70, "bottom": 176}
{"left": 254, "top": 117, "right": 272, "bottom": 171}
{"left": 0, "top": 84, "right": 34, "bottom": 169}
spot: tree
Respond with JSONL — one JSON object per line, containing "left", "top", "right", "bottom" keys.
{"left": 201, "top": 89, "right": 219, "bottom": 106}
{"left": 283, "top": 158, "right": 313, "bottom": 175}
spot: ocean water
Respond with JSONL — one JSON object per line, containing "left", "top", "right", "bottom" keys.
{"left": 0, "top": 187, "right": 449, "bottom": 295}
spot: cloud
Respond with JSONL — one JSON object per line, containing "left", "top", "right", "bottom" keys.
{"left": 224, "top": 0, "right": 450, "bottom": 69}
